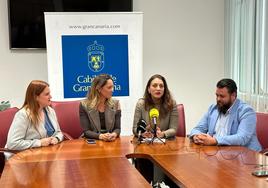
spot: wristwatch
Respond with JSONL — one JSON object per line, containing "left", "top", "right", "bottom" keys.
{"left": 55, "top": 137, "right": 60, "bottom": 142}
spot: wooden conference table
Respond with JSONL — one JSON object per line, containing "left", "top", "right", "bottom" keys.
{"left": 0, "top": 136, "right": 268, "bottom": 188}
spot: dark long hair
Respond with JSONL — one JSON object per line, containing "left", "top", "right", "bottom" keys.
{"left": 143, "top": 74, "right": 174, "bottom": 118}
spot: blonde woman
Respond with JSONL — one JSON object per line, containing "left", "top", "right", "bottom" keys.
{"left": 79, "top": 74, "right": 121, "bottom": 141}
{"left": 6, "top": 80, "right": 63, "bottom": 151}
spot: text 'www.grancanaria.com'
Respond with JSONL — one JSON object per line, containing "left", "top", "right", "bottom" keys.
{"left": 69, "top": 24, "right": 120, "bottom": 30}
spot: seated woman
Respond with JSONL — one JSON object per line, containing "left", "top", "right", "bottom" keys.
{"left": 79, "top": 74, "right": 121, "bottom": 141}
{"left": 132, "top": 74, "right": 179, "bottom": 186}
{"left": 6, "top": 80, "right": 63, "bottom": 151}
{"left": 133, "top": 74, "right": 178, "bottom": 139}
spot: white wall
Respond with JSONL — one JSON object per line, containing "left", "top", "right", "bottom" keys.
{"left": 0, "top": 0, "right": 224, "bottom": 134}
{"left": 134, "top": 0, "right": 224, "bottom": 133}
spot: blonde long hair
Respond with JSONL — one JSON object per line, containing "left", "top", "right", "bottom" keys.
{"left": 22, "top": 80, "right": 49, "bottom": 126}
{"left": 83, "top": 74, "right": 114, "bottom": 109}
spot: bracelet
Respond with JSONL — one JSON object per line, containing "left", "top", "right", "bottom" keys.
{"left": 55, "top": 137, "right": 60, "bottom": 142}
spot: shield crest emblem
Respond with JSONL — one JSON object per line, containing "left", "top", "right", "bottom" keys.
{"left": 87, "top": 41, "right": 105, "bottom": 72}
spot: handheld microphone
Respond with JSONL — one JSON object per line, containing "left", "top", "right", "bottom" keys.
{"left": 149, "top": 108, "right": 159, "bottom": 126}
{"left": 137, "top": 119, "right": 147, "bottom": 140}
{"left": 149, "top": 108, "right": 159, "bottom": 138}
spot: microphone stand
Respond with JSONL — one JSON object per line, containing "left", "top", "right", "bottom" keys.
{"left": 149, "top": 122, "right": 165, "bottom": 145}
{"left": 251, "top": 152, "right": 268, "bottom": 177}
{"left": 137, "top": 130, "right": 143, "bottom": 145}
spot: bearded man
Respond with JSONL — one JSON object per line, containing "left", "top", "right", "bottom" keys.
{"left": 190, "top": 78, "right": 262, "bottom": 151}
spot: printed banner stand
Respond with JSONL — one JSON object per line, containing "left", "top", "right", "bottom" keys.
{"left": 45, "top": 12, "right": 143, "bottom": 135}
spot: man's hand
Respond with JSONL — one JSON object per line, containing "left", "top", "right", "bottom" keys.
{"left": 193, "top": 134, "right": 217, "bottom": 145}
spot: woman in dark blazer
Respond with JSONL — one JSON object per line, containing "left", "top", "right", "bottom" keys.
{"left": 79, "top": 74, "right": 121, "bottom": 141}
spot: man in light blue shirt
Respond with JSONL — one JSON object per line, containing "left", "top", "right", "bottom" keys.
{"left": 190, "top": 78, "right": 262, "bottom": 151}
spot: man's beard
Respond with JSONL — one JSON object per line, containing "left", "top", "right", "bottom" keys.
{"left": 217, "top": 102, "right": 232, "bottom": 114}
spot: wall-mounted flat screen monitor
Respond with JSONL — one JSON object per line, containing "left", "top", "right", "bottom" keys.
{"left": 8, "top": 0, "right": 133, "bottom": 49}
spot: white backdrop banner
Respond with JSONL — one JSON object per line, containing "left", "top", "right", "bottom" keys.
{"left": 44, "top": 12, "right": 143, "bottom": 135}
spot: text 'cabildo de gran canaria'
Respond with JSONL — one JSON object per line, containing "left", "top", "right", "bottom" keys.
{"left": 73, "top": 74, "right": 121, "bottom": 92}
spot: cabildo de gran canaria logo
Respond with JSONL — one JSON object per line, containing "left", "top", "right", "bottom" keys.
{"left": 87, "top": 41, "right": 105, "bottom": 72}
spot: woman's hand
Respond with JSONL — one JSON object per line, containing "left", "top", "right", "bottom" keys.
{"left": 156, "top": 127, "right": 165, "bottom": 138}
{"left": 99, "top": 133, "right": 108, "bottom": 141}
{"left": 50, "top": 137, "right": 59, "bottom": 145}
{"left": 40, "top": 137, "right": 53, "bottom": 146}
{"left": 142, "top": 131, "right": 153, "bottom": 138}
{"left": 99, "top": 133, "right": 117, "bottom": 142}
{"left": 107, "top": 132, "right": 117, "bottom": 141}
